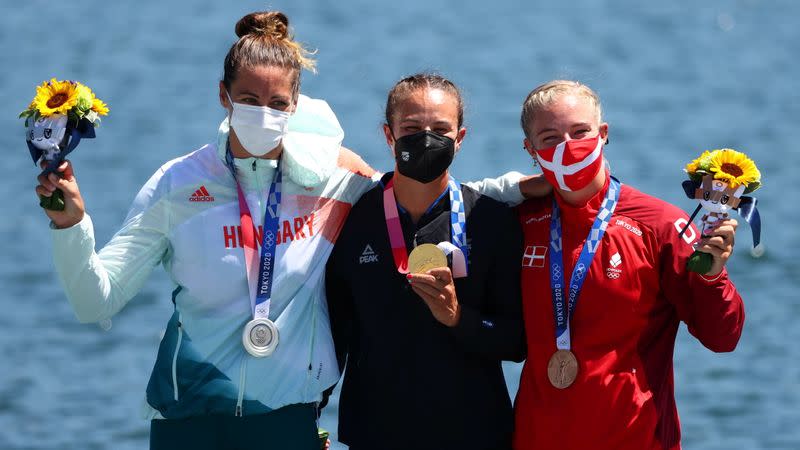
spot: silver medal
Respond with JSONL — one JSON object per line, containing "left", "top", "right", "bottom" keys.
{"left": 242, "top": 318, "right": 279, "bottom": 357}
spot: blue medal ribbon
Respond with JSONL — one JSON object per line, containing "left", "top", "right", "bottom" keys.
{"left": 549, "top": 178, "right": 621, "bottom": 350}
{"left": 226, "top": 150, "right": 282, "bottom": 320}
{"left": 447, "top": 177, "right": 469, "bottom": 274}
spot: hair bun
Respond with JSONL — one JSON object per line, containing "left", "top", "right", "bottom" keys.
{"left": 235, "top": 11, "right": 289, "bottom": 40}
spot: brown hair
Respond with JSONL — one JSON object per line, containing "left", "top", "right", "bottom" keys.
{"left": 222, "top": 11, "right": 316, "bottom": 98}
{"left": 384, "top": 72, "right": 464, "bottom": 129}
{"left": 520, "top": 80, "right": 602, "bottom": 139}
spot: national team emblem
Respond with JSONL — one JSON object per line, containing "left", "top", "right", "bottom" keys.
{"left": 401, "top": 151, "right": 410, "bottom": 162}
{"left": 606, "top": 252, "right": 623, "bottom": 279}
{"left": 610, "top": 252, "right": 622, "bottom": 268}
{"left": 522, "top": 245, "right": 548, "bottom": 268}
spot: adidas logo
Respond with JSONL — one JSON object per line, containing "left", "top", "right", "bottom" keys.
{"left": 359, "top": 244, "right": 378, "bottom": 264}
{"left": 190, "top": 186, "right": 215, "bottom": 202}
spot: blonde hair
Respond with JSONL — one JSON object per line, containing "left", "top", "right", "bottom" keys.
{"left": 222, "top": 11, "right": 316, "bottom": 97}
{"left": 520, "top": 80, "right": 602, "bottom": 139}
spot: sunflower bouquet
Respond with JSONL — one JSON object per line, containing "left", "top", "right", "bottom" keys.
{"left": 20, "top": 78, "right": 109, "bottom": 211}
{"left": 680, "top": 148, "right": 762, "bottom": 273}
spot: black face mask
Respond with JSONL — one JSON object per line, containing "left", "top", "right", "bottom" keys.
{"left": 393, "top": 130, "right": 455, "bottom": 184}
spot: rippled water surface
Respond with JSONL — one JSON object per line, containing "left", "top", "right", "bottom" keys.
{"left": 1, "top": 1, "right": 798, "bottom": 448}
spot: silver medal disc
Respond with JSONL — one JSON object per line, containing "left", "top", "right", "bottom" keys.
{"left": 242, "top": 318, "right": 279, "bottom": 357}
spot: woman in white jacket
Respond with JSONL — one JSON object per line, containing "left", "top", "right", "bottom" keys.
{"left": 35, "top": 10, "right": 531, "bottom": 450}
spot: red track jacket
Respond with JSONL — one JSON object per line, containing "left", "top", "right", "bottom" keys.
{"left": 514, "top": 176, "right": 744, "bottom": 450}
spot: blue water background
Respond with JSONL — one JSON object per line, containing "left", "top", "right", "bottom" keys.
{"left": 1, "top": 0, "right": 798, "bottom": 448}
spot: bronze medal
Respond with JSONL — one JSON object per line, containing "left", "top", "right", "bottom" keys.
{"left": 547, "top": 349, "right": 578, "bottom": 389}
{"left": 408, "top": 243, "right": 447, "bottom": 274}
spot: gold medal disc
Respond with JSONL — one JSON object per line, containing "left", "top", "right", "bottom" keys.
{"left": 408, "top": 244, "right": 448, "bottom": 274}
{"left": 547, "top": 349, "right": 579, "bottom": 389}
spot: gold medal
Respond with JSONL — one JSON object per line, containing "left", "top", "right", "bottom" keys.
{"left": 407, "top": 243, "right": 448, "bottom": 274}
{"left": 547, "top": 349, "right": 578, "bottom": 389}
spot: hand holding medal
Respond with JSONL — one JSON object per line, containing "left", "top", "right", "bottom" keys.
{"left": 22, "top": 79, "right": 108, "bottom": 212}
{"left": 384, "top": 176, "right": 470, "bottom": 327}
{"left": 408, "top": 269, "right": 460, "bottom": 326}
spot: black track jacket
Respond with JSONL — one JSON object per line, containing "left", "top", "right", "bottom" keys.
{"left": 326, "top": 172, "right": 525, "bottom": 450}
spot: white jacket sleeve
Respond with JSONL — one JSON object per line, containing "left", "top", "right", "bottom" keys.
{"left": 51, "top": 180, "right": 170, "bottom": 324}
{"left": 464, "top": 171, "right": 525, "bottom": 205}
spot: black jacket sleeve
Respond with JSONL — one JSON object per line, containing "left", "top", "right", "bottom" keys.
{"left": 325, "top": 243, "right": 354, "bottom": 380}
{"left": 449, "top": 204, "right": 526, "bottom": 362}
{"left": 322, "top": 237, "right": 361, "bottom": 415}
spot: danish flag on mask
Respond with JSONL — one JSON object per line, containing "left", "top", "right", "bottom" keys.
{"left": 535, "top": 134, "right": 605, "bottom": 192}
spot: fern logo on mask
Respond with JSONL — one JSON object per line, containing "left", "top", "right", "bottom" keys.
{"left": 393, "top": 130, "right": 455, "bottom": 183}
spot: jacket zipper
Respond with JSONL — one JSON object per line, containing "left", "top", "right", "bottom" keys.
{"left": 171, "top": 313, "right": 183, "bottom": 402}
{"left": 236, "top": 356, "right": 247, "bottom": 416}
{"left": 306, "top": 294, "right": 318, "bottom": 398}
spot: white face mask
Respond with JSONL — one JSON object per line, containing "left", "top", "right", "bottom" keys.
{"left": 226, "top": 91, "right": 291, "bottom": 157}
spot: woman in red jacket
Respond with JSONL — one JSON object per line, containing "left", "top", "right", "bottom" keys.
{"left": 513, "top": 80, "right": 744, "bottom": 450}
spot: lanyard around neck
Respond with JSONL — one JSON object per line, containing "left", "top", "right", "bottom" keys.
{"left": 382, "top": 175, "right": 469, "bottom": 277}
{"left": 226, "top": 150, "right": 282, "bottom": 320}
{"left": 549, "top": 178, "right": 621, "bottom": 350}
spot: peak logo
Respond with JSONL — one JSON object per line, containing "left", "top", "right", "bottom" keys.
{"left": 190, "top": 186, "right": 214, "bottom": 202}
{"left": 359, "top": 244, "right": 379, "bottom": 264}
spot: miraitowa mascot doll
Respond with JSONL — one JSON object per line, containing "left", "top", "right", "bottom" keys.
{"left": 680, "top": 148, "right": 762, "bottom": 273}
{"left": 20, "top": 79, "right": 108, "bottom": 211}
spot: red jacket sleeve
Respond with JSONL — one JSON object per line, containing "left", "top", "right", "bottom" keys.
{"left": 658, "top": 208, "right": 745, "bottom": 353}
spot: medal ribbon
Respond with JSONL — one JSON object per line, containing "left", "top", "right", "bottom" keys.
{"left": 382, "top": 175, "right": 469, "bottom": 277}
{"left": 549, "top": 178, "right": 621, "bottom": 350}
{"left": 226, "top": 151, "right": 282, "bottom": 321}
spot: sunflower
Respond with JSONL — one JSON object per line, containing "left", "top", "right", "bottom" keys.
{"left": 708, "top": 148, "right": 761, "bottom": 192}
{"left": 31, "top": 78, "right": 80, "bottom": 117}
{"left": 91, "top": 95, "right": 109, "bottom": 116}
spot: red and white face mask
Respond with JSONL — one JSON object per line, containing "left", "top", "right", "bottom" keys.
{"left": 534, "top": 134, "right": 604, "bottom": 192}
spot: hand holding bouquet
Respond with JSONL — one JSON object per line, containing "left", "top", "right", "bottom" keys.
{"left": 680, "top": 149, "right": 762, "bottom": 273}
{"left": 21, "top": 79, "right": 108, "bottom": 211}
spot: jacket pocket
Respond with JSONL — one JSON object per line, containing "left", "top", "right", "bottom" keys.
{"left": 145, "top": 310, "right": 183, "bottom": 415}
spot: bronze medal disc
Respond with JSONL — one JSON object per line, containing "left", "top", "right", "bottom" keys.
{"left": 547, "top": 349, "right": 579, "bottom": 389}
{"left": 408, "top": 243, "right": 448, "bottom": 274}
